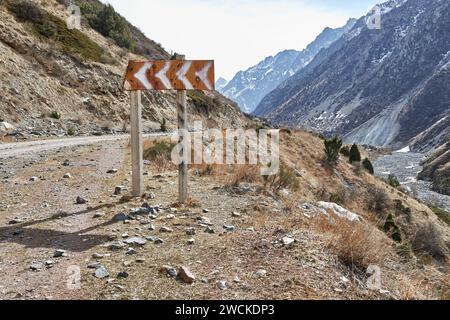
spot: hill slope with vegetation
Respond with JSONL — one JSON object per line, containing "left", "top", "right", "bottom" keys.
{"left": 0, "top": 0, "right": 248, "bottom": 140}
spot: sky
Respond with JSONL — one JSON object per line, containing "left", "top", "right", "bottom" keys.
{"left": 100, "top": 0, "right": 385, "bottom": 80}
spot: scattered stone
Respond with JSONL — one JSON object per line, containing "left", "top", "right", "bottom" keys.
{"left": 203, "top": 208, "right": 209, "bottom": 213}
{"left": 62, "top": 160, "right": 70, "bottom": 167}
{"left": 233, "top": 276, "right": 241, "bottom": 283}
{"left": 107, "top": 169, "right": 118, "bottom": 174}
{"left": 92, "top": 253, "right": 104, "bottom": 259}
{"left": 76, "top": 196, "right": 87, "bottom": 205}
{"left": 160, "top": 226, "right": 173, "bottom": 233}
{"left": 201, "top": 278, "right": 209, "bottom": 284}
{"left": 117, "top": 271, "right": 129, "bottom": 279}
{"left": 113, "top": 213, "right": 128, "bottom": 222}
{"left": 204, "top": 226, "right": 215, "bottom": 234}
{"left": 29, "top": 176, "right": 39, "bottom": 182}
{"left": 166, "top": 214, "right": 175, "bottom": 219}
{"left": 147, "top": 224, "right": 155, "bottom": 231}
{"left": 281, "top": 236, "right": 295, "bottom": 246}
{"left": 223, "top": 225, "right": 236, "bottom": 232}
{"left": 217, "top": 281, "right": 227, "bottom": 290}
{"left": 178, "top": 266, "right": 196, "bottom": 284}
{"left": 232, "top": 211, "right": 241, "bottom": 217}
{"left": 186, "top": 228, "right": 196, "bottom": 236}
{"left": 63, "top": 173, "right": 72, "bottom": 179}
{"left": 123, "top": 261, "right": 133, "bottom": 267}
{"left": 94, "top": 266, "right": 109, "bottom": 279}
{"left": 88, "top": 262, "right": 102, "bottom": 269}
{"left": 53, "top": 249, "right": 67, "bottom": 258}
{"left": 126, "top": 248, "right": 137, "bottom": 255}
{"left": 247, "top": 227, "right": 255, "bottom": 232}
{"left": 123, "top": 237, "right": 147, "bottom": 246}
{"left": 187, "top": 238, "right": 195, "bottom": 245}
{"left": 160, "top": 265, "right": 177, "bottom": 278}
{"left": 45, "top": 260, "right": 54, "bottom": 268}
{"left": 30, "top": 262, "right": 44, "bottom": 271}
{"left": 136, "top": 258, "right": 146, "bottom": 263}
{"left": 114, "top": 186, "right": 126, "bottom": 195}
{"left": 8, "top": 218, "right": 23, "bottom": 225}
{"left": 121, "top": 233, "right": 129, "bottom": 238}
{"left": 93, "top": 212, "right": 105, "bottom": 218}
{"left": 154, "top": 238, "right": 164, "bottom": 244}
{"left": 13, "top": 230, "right": 24, "bottom": 236}
{"left": 255, "top": 269, "right": 267, "bottom": 278}
{"left": 108, "top": 241, "right": 126, "bottom": 250}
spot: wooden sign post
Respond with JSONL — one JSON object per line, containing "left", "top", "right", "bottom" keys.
{"left": 176, "top": 55, "right": 188, "bottom": 202}
{"left": 123, "top": 56, "right": 215, "bottom": 202}
{"left": 130, "top": 90, "right": 143, "bottom": 197}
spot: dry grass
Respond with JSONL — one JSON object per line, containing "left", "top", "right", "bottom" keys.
{"left": 225, "top": 164, "right": 261, "bottom": 187}
{"left": 314, "top": 216, "right": 391, "bottom": 272}
{"left": 411, "top": 222, "right": 448, "bottom": 261}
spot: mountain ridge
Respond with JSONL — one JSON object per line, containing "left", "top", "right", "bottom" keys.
{"left": 219, "top": 18, "right": 356, "bottom": 114}
{"left": 254, "top": 0, "right": 449, "bottom": 150}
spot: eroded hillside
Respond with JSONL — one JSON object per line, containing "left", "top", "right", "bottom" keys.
{"left": 0, "top": 0, "right": 248, "bottom": 140}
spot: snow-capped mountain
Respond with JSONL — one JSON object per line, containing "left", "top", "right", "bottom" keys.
{"left": 219, "top": 19, "right": 357, "bottom": 114}
{"left": 254, "top": 0, "right": 450, "bottom": 150}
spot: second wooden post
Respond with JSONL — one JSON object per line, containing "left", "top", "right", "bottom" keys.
{"left": 176, "top": 55, "right": 188, "bottom": 203}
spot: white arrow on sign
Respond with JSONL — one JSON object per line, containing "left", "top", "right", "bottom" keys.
{"left": 195, "top": 62, "right": 213, "bottom": 90}
{"left": 176, "top": 61, "right": 193, "bottom": 90}
{"left": 155, "top": 61, "right": 172, "bottom": 89}
{"left": 135, "top": 62, "right": 153, "bottom": 90}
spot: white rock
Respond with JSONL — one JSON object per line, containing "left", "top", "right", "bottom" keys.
{"left": 0, "top": 122, "right": 14, "bottom": 132}
{"left": 317, "top": 202, "right": 361, "bottom": 222}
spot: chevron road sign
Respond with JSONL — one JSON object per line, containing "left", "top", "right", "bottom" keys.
{"left": 123, "top": 60, "right": 215, "bottom": 91}
{"left": 124, "top": 56, "right": 213, "bottom": 203}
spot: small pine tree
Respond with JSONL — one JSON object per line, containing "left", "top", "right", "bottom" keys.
{"left": 349, "top": 144, "right": 361, "bottom": 163}
{"left": 340, "top": 145, "right": 350, "bottom": 157}
{"left": 362, "top": 158, "right": 374, "bottom": 174}
{"left": 324, "top": 136, "right": 343, "bottom": 166}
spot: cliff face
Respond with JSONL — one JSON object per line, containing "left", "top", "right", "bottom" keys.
{"left": 0, "top": 0, "right": 248, "bottom": 139}
{"left": 418, "top": 141, "right": 450, "bottom": 196}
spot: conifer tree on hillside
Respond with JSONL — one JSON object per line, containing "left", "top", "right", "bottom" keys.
{"left": 349, "top": 144, "right": 361, "bottom": 163}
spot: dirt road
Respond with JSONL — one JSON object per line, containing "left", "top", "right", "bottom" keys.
{"left": 0, "top": 133, "right": 168, "bottom": 158}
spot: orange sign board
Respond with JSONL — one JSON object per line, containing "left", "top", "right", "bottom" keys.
{"left": 123, "top": 60, "right": 215, "bottom": 91}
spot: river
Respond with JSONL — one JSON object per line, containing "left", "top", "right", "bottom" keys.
{"left": 373, "top": 151, "right": 450, "bottom": 212}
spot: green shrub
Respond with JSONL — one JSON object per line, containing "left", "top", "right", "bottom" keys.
{"left": 431, "top": 207, "right": 450, "bottom": 226}
{"left": 50, "top": 111, "right": 61, "bottom": 120}
{"left": 67, "top": 127, "right": 76, "bottom": 136}
{"left": 263, "top": 163, "right": 299, "bottom": 192}
{"left": 340, "top": 145, "right": 350, "bottom": 157}
{"left": 323, "top": 136, "right": 343, "bottom": 166}
{"left": 78, "top": 2, "right": 135, "bottom": 51}
{"left": 362, "top": 158, "right": 374, "bottom": 174}
{"left": 382, "top": 213, "right": 402, "bottom": 242}
{"left": 387, "top": 174, "right": 400, "bottom": 188}
{"left": 349, "top": 144, "right": 361, "bottom": 163}
{"left": 7, "top": 1, "right": 104, "bottom": 61}
{"left": 7, "top": 0, "right": 43, "bottom": 23}
{"left": 144, "top": 141, "right": 176, "bottom": 161}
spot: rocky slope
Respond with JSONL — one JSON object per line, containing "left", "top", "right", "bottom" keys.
{"left": 0, "top": 0, "right": 248, "bottom": 141}
{"left": 254, "top": 0, "right": 450, "bottom": 150}
{"left": 418, "top": 141, "right": 450, "bottom": 196}
{"left": 219, "top": 19, "right": 356, "bottom": 114}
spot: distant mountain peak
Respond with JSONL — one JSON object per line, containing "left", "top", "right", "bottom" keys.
{"left": 219, "top": 19, "right": 356, "bottom": 114}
